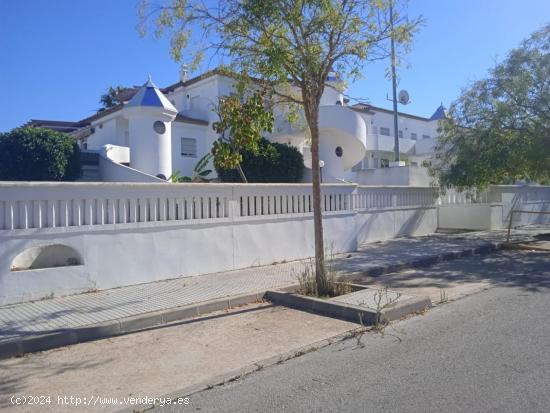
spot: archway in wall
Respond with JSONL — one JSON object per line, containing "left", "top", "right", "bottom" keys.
{"left": 10, "top": 244, "right": 83, "bottom": 271}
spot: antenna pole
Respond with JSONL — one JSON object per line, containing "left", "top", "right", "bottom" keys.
{"left": 390, "top": 0, "right": 400, "bottom": 163}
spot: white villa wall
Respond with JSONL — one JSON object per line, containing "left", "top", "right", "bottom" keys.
{"left": 101, "top": 144, "right": 129, "bottom": 164}
{"left": 126, "top": 116, "right": 171, "bottom": 178}
{"left": 1, "top": 183, "right": 547, "bottom": 305}
{"left": 415, "top": 136, "right": 437, "bottom": 155}
{"left": 365, "top": 111, "right": 439, "bottom": 144}
{"left": 362, "top": 132, "right": 416, "bottom": 153}
{"left": 178, "top": 76, "right": 222, "bottom": 121}
{"left": 81, "top": 73, "right": 392, "bottom": 184}
{"left": 354, "top": 111, "right": 439, "bottom": 163}
{"left": 493, "top": 186, "right": 550, "bottom": 227}
{"left": 99, "top": 155, "right": 164, "bottom": 183}
{"left": 0, "top": 182, "right": 437, "bottom": 305}
{"left": 171, "top": 123, "right": 210, "bottom": 177}
{"left": 86, "top": 117, "right": 123, "bottom": 150}
{"left": 437, "top": 186, "right": 550, "bottom": 230}
{"left": 437, "top": 204, "right": 501, "bottom": 230}
{"left": 320, "top": 85, "right": 343, "bottom": 106}
{"left": 354, "top": 165, "right": 431, "bottom": 186}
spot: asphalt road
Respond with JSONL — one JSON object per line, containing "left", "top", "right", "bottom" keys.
{"left": 157, "top": 250, "right": 550, "bottom": 413}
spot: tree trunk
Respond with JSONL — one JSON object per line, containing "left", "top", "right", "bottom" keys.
{"left": 308, "top": 105, "right": 328, "bottom": 296}
{"left": 237, "top": 164, "right": 248, "bottom": 183}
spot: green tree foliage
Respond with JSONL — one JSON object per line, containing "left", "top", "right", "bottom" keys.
{"left": 99, "top": 85, "right": 127, "bottom": 111}
{"left": 212, "top": 93, "right": 274, "bottom": 182}
{"left": 0, "top": 127, "right": 81, "bottom": 181}
{"left": 216, "top": 138, "right": 304, "bottom": 183}
{"left": 428, "top": 24, "right": 550, "bottom": 190}
{"left": 138, "top": 0, "right": 421, "bottom": 294}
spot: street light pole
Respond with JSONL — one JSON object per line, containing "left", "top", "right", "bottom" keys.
{"left": 390, "top": 0, "right": 400, "bottom": 164}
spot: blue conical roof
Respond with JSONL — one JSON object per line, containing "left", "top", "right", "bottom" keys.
{"left": 126, "top": 75, "right": 177, "bottom": 112}
{"left": 430, "top": 104, "right": 447, "bottom": 121}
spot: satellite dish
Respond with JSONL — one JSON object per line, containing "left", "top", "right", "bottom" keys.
{"left": 398, "top": 90, "right": 410, "bottom": 105}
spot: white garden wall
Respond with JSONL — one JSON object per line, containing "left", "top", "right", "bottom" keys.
{"left": 437, "top": 186, "right": 550, "bottom": 230}
{"left": 2, "top": 182, "right": 547, "bottom": 306}
{"left": 437, "top": 204, "right": 503, "bottom": 230}
{"left": 0, "top": 183, "right": 437, "bottom": 305}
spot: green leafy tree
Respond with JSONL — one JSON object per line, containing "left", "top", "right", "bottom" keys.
{"left": 427, "top": 24, "right": 550, "bottom": 190}
{"left": 212, "top": 93, "right": 274, "bottom": 183}
{"left": 99, "top": 85, "right": 127, "bottom": 111}
{"left": 216, "top": 137, "right": 304, "bottom": 183}
{"left": 139, "top": 0, "right": 421, "bottom": 294}
{"left": 0, "top": 127, "right": 81, "bottom": 181}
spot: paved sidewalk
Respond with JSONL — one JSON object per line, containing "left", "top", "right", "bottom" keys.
{"left": 0, "top": 226, "right": 547, "bottom": 348}
{"left": 335, "top": 225, "right": 549, "bottom": 277}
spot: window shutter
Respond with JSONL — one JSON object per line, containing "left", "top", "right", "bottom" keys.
{"left": 181, "top": 138, "right": 197, "bottom": 157}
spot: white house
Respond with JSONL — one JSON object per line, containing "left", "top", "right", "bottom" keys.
{"left": 27, "top": 68, "right": 446, "bottom": 185}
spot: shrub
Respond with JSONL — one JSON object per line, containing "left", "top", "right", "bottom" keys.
{"left": 216, "top": 138, "right": 304, "bottom": 183}
{"left": 0, "top": 127, "right": 81, "bottom": 181}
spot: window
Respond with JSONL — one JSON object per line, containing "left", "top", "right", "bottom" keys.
{"left": 181, "top": 137, "right": 197, "bottom": 157}
{"left": 410, "top": 133, "right": 418, "bottom": 140}
{"left": 153, "top": 121, "right": 166, "bottom": 134}
{"left": 335, "top": 146, "right": 343, "bottom": 157}
{"left": 398, "top": 130, "right": 403, "bottom": 139}
{"left": 380, "top": 127, "right": 390, "bottom": 136}
{"left": 422, "top": 134, "right": 431, "bottom": 140}
{"left": 381, "top": 158, "right": 390, "bottom": 168}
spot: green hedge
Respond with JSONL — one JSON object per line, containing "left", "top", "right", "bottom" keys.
{"left": 0, "top": 127, "right": 82, "bottom": 181}
{"left": 216, "top": 138, "right": 304, "bottom": 183}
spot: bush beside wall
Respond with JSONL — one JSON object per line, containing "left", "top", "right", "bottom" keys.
{"left": 0, "top": 127, "right": 82, "bottom": 181}
{"left": 216, "top": 138, "right": 304, "bottom": 183}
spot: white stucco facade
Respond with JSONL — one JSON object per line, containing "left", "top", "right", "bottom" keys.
{"left": 50, "top": 69, "right": 446, "bottom": 185}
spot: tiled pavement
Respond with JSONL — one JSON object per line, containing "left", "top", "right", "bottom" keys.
{"left": 0, "top": 261, "right": 307, "bottom": 342}
{"left": 0, "top": 226, "right": 548, "bottom": 344}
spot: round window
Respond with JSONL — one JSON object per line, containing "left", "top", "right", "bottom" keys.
{"left": 335, "top": 146, "right": 343, "bottom": 157}
{"left": 153, "top": 121, "right": 166, "bottom": 134}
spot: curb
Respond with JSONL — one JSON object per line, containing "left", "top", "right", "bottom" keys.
{"left": 265, "top": 290, "right": 431, "bottom": 325}
{"left": 116, "top": 326, "right": 366, "bottom": 413}
{"left": 0, "top": 289, "right": 291, "bottom": 361}
{"left": 502, "top": 242, "right": 550, "bottom": 252}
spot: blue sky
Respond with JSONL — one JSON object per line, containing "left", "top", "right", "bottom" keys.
{"left": 1, "top": 0, "right": 549, "bottom": 132}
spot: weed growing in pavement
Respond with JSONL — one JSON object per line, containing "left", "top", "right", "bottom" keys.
{"left": 438, "top": 289, "right": 449, "bottom": 304}
{"left": 295, "top": 249, "right": 353, "bottom": 298}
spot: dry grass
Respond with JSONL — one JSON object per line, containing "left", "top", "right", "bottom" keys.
{"left": 295, "top": 254, "right": 352, "bottom": 298}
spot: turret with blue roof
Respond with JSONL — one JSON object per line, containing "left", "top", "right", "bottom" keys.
{"left": 125, "top": 75, "right": 178, "bottom": 114}
{"left": 123, "top": 76, "right": 177, "bottom": 180}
